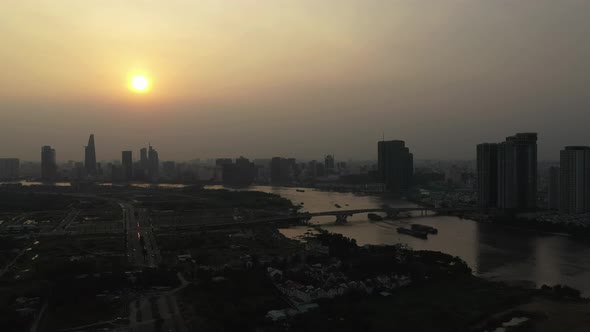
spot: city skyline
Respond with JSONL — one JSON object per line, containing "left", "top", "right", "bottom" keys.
{"left": 3, "top": 2, "right": 590, "bottom": 331}
{"left": 1, "top": 131, "right": 588, "bottom": 163}
{"left": 2, "top": 1, "right": 590, "bottom": 161}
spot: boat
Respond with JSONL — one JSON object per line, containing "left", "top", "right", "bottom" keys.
{"left": 411, "top": 224, "right": 438, "bottom": 234}
{"left": 296, "top": 189, "right": 305, "bottom": 192}
{"left": 397, "top": 227, "right": 428, "bottom": 239}
{"left": 334, "top": 204, "right": 341, "bottom": 208}
{"left": 368, "top": 213, "right": 383, "bottom": 221}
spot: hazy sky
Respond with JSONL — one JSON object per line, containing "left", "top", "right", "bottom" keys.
{"left": 1, "top": 1, "right": 589, "bottom": 161}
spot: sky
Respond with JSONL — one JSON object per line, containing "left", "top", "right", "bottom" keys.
{"left": 1, "top": 0, "right": 589, "bottom": 161}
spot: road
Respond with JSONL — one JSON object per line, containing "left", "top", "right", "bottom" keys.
{"left": 121, "top": 203, "right": 161, "bottom": 268}
{"left": 53, "top": 208, "right": 80, "bottom": 232}
{"left": 128, "top": 272, "right": 189, "bottom": 332}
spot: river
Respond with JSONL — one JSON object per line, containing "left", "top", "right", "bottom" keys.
{"left": 207, "top": 185, "right": 590, "bottom": 296}
{"left": 7, "top": 181, "right": 590, "bottom": 295}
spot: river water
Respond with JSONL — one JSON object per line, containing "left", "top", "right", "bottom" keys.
{"left": 208, "top": 185, "right": 590, "bottom": 296}
{"left": 7, "top": 181, "right": 590, "bottom": 295}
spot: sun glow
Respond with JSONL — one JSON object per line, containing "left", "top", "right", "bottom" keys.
{"left": 129, "top": 75, "right": 150, "bottom": 93}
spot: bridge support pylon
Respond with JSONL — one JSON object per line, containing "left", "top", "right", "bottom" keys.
{"left": 385, "top": 210, "right": 399, "bottom": 219}
{"left": 335, "top": 214, "right": 350, "bottom": 225}
{"left": 300, "top": 216, "right": 312, "bottom": 225}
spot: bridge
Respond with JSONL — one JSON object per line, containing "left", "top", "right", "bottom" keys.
{"left": 158, "top": 207, "right": 473, "bottom": 229}
{"left": 297, "top": 207, "right": 471, "bottom": 224}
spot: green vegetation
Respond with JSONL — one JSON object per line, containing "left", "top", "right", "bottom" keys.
{"left": 288, "top": 275, "right": 534, "bottom": 332}
{"left": 157, "top": 227, "right": 302, "bottom": 267}
{"left": 182, "top": 269, "right": 285, "bottom": 331}
{"left": 0, "top": 280, "right": 50, "bottom": 332}
{"left": 0, "top": 191, "right": 75, "bottom": 211}
{"left": 312, "top": 230, "right": 472, "bottom": 280}
{"left": 77, "top": 199, "right": 123, "bottom": 221}
{"left": 539, "top": 284, "right": 583, "bottom": 300}
{"left": 490, "top": 214, "right": 590, "bottom": 239}
{"left": 280, "top": 231, "right": 546, "bottom": 332}
{"left": 138, "top": 189, "right": 294, "bottom": 210}
{"left": 43, "top": 273, "right": 129, "bottom": 330}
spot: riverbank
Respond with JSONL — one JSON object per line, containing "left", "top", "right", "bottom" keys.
{"left": 194, "top": 185, "right": 590, "bottom": 297}
{"left": 447, "top": 210, "right": 590, "bottom": 241}
{"left": 279, "top": 231, "right": 588, "bottom": 332}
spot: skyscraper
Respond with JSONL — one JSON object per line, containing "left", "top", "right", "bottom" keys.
{"left": 122, "top": 151, "right": 133, "bottom": 182}
{"left": 140, "top": 148, "right": 148, "bottom": 170}
{"left": 497, "top": 133, "right": 537, "bottom": 210}
{"left": 162, "top": 161, "right": 176, "bottom": 178}
{"left": 325, "top": 155, "right": 335, "bottom": 174}
{"left": 84, "top": 134, "right": 97, "bottom": 176}
{"left": 548, "top": 166, "right": 560, "bottom": 210}
{"left": 377, "top": 140, "right": 413, "bottom": 195}
{"left": 476, "top": 143, "right": 498, "bottom": 210}
{"left": 148, "top": 145, "right": 159, "bottom": 181}
{"left": 0, "top": 158, "right": 19, "bottom": 180}
{"left": 222, "top": 157, "right": 257, "bottom": 186}
{"left": 270, "top": 157, "right": 293, "bottom": 184}
{"left": 41, "top": 145, "right": 57, "bottom": 182}
{"left": 559, "top": 146, "right": 590, "bottom": 214}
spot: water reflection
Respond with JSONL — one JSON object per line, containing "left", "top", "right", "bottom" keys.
{"left": 0, "top": 181, "right": 189, "bottom": 189}
{"left": 211, "top": 185, "right": 590, "bottom": 296}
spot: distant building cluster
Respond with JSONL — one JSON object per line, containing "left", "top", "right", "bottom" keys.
{"left": 9, "top": 131, "right": 590, "bottom": 219}
{"left": 477, "top": 133, "right": 538, "bottom": 211}
{"left": 215, "top": 155, "right": 360, "bottom": 187}
{"left": 0, "top": 158, "right": 19, "bottom": 180}
{"left": 477, "top": 133, "right": 590, "bottom": 216}
{"left": 3, "top": 129, "right": 590, "bottom": 220}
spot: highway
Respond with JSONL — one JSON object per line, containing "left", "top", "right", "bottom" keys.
{"left": 121, "top": 203, "right": 161, "bottom": 268}
{"left": 53, "top": 208, "right": 80, "bottom": 232}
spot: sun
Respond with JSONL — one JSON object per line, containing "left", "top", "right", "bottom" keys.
{"left": 130, "top": 75, "right": 150, "bottom": 93}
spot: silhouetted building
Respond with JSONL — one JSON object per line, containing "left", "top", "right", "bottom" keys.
{"left": 377, "top": 140, "right": 413, "bottom": 194}
{"left": 316, "top": 163, "right": 326, "bottom": 177}
{"left": 215, "top": 158, "right": 233, "bottom": 167}
{"left": 306, "top": 160, "right": 318, "bottom": 178}
{"left": 222, "top": 157, "right": 256, "bottom": 186}
{"left": 41, "top": 145, "right": 57, "bottom": 182}
{"left": 162, "top": 161, "right": 176, "bottom": 178}
{"left": 477, "top": 143, "right": 498, "bottom": 209}
{"left": 548, "top": 166, "right": 560, "bottom": 210}
{"left": 72, "top": 162, "right": 85, "bottom": 180}
{"left": 559, "top": 146, "right": 590, "bottom": 214}
{"left": 148, "top": 145, "right": 159, "bottom": 181}
{"left": 271, "top": 157, "right": 293, "bottom": 184}
{"left": 0, "top": 158, "right": 19, "bottom": 180}
{"left": 140, "top": 148, "right": 148, "bottom": 172}
{"left": 288, "top": 158, "right": 301, "bottom": 180}
{"left": 111, "top": 164, "right": 124, "bottom": 182}
{"left": 497, "top": 133, "right": 537, "bottom": 210}
{"left": 325, "top": 155, "right": 335, "bottom": 174}
{"left": 122, "top": 151, "right": 133, "bottom": 182}
{"left": 84, "top": 134, "right": 97, "bottom": 176}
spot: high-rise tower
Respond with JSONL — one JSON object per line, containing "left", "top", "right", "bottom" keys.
{"left": 122, "top": 151, "right": 133, "bottom": 182}
{"left": 477, "top": 143, "right": 498, "bottom": 210}
{"left": 41, "top": 145, "right": 57, "bottom": 182}
{"left": 84, "top": 134, "right": 97, "bottom": 176}
{"left": 497, "top": 133, "right": 537, "bottom": 210}
{"left": 377, "top": 140, "right": 413, "bottom": 195}
{"left": 148, "top": 145, "right": 159, "bottom": 181}
{"left": 559, "top": 146, "right": 590, "bottom": 214}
